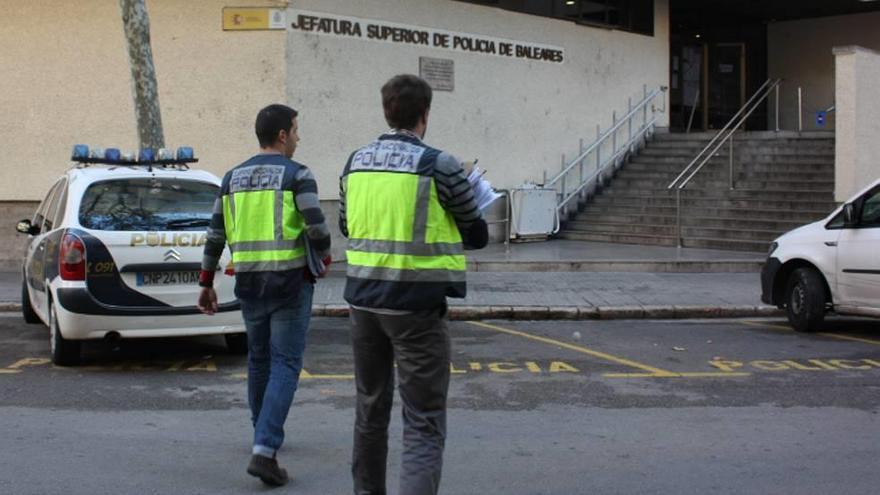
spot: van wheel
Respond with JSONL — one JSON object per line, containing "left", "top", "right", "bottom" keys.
{"left": 49, "top": 302, "right": 80, "bottom": 366}
{"left": 225, "top": 333, "right": 248, "bottom": 355}
{"left": 785, "top": 267, "right": 826, "bottom": 333}
{"left": 21, "top": 280, "right": 40, "bottom": 324}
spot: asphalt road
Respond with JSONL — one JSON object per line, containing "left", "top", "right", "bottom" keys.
{"left": 1, "top": 314, "right": 879, "bottom": 494}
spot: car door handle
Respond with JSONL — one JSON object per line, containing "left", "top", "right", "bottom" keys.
{"left": 825, "top": 241, "right": 837, "bottom": 247}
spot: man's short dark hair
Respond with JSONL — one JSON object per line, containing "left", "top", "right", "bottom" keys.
{"left": 381, "top": 75, "right": 432, "bottom": 130}
{"left": 255, "top": 104, "right": 299, "bottom": 147}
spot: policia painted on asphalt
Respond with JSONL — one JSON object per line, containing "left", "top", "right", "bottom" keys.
{"left": 339, "top": 75, "right": 489, "bottom": 495}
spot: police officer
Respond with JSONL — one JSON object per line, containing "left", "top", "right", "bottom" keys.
{"left": 198, "top": 104, "right": 331, "bottom": 486}
{"left": 339, "top": 74, "right": 488, "bottom": 495}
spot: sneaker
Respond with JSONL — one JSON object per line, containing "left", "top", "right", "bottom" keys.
{"left": 247, "top": 454, "right": 289, "bottom": 487}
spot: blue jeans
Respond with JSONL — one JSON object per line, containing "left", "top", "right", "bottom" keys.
{"left": 238, "top": 282, "right": 314, "bottom": 457}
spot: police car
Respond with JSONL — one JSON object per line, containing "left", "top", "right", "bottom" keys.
{"left": 762, "top": 177, "right": 880, "bottom": 331}
{"left": 17, "top": 145, "right": 244, "bottom": 366}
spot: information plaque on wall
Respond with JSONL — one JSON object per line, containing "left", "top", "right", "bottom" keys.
{"left": 419, "top": 57, "right": 454, "bottom": 92}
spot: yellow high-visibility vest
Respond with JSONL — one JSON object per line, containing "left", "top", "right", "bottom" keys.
{"left": 222, "top": 162, "right": 306, "bottom": 272}
{"left": 342, "top": 134, "right": 466, "bottom": 310}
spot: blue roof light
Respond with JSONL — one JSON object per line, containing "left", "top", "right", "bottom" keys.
{"left": 157, "top": 148, "right": 173, "bottom": 161}
{"left": 138, "top": 148, "right": 155, "bottom": 162}
{"left": 176, "top": 147, "right": 194, "bottom": 160}
{"left": 71, "top": 145, "right": 89, "bottom": 160}
{"left": 105, "top": 148, "right": 121, "bottom": 162}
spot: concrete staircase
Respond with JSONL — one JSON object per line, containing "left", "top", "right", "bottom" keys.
{"left": 559, "top": 131, "right": 836, "bottom": 252}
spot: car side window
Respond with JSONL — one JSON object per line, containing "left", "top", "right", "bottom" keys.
{"left": 860, "top": 188, "right": 880, "bottom": 228}
{"left": 32, "top": 182, "right": 60, "bottom": 234}
{"left": 51, "top": 180, "right": 69, "bottom": 229}
{"left": 826, "top": 210, "right": 845, "bottom": 229}
{"left": 41, "top": 180, "right": 66, "bottom": 233}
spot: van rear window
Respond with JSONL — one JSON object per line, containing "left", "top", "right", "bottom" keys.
{"left": 79, "top": 178, "right": 218, "bottom": 231}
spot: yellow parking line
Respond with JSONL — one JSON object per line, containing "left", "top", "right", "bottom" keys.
{"left": 817, "top": 333, "right": 880, "bottom": 346}
{"left": 603, "top": 372, "right": 751, "bottom": 379}
{"left": 0, "top": 369, "right": 22, "bottom": 374}
{"left": 740, "top": 320, "right": 790, "bottom": 331}
{"left": 467, "top": 321, "right": 678, "bottom": 377}
{"left": 741, "top": 320, "right": 880, "bottom": 346}
{"left": 230, "top": 370, "right": 355, "bottom": 380}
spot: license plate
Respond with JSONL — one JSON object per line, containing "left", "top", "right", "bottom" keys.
{"left": 136, "top": 271, "right": 200, "bottom": 286}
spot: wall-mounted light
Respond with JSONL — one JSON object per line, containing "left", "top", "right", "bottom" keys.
{"left": 566, "top": 0, "right": 576, "bottom": 5}
{"left": 695, "top": 34, "right": 702, "bottom": 39}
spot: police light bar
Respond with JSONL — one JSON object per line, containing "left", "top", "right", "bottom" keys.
{"left": 70, "top": 143, "right": 199, "bottom": 166}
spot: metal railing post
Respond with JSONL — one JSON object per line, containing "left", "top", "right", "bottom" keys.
{"left": 560, "top": 154, "right": 566, "bottom": 209}
{"left": 578, "top": 138, "right": 584, "bottom": 189}
{"left": 676, "top": 188, "right": 682, "bottom": 248}
{"left": 643, "top": 85, "right": 648, "bottom": 129}
{"left": 612, "top": 111, "right": 618, "bottom": 163}
{"left": 729, "top": 135, "right": 734, "bottom": 190}
{"left": 775, "top": 84, "right": 780, "bottom": 132}
{"left": 628, "top": 97, "right": 633, "bottom": 154}
{"left": 798, "top": 86, "right": 803, "bottom": 133}
{"left": 504, "top": 191, "right": 510, "bottom": 253}
{"left": 542, "top": 170, "right": 547, "bottom": 186}
{"left": 596, "top": 125, "right": 601, "bottom": 174}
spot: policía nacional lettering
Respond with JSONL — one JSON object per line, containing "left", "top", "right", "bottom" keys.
{"left": 351, "top": 141, "right": 425, "bottom": 172}
{"left": 290, "top": 10, "right": 564, "bottom": 64}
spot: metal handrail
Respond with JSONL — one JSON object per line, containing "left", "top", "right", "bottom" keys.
{"left": 558, "top": 114, "right": 661, "bottom": 211}
{"left": 667, "top": 78, "right": 777, "bottom": 191}
{"left": 547, "top": 86, "right": 666, "bottom": 187}
{"left": 545, "top": 85, "right": 668, "bottom": 220}
{"left": 668, "top": 78, "right": 783, "bottom": 247}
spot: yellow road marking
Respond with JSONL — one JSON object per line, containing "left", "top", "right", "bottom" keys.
{"left": 741, "top": 320, "right": 880, "bottom": 346}
{"left": 230, "top": 369, "right": 355, "bottom": 380}
{"left": 467, "top": 320, "right": 678, "bottom": 377}
{"left": 603, "top": 372, "right": 751, "bottom": 379}
{"left": 817, "top": 333, "right": 880, "bottom": 346}
{"left": 0, "top": 369, "right": 22, "bottom": 374}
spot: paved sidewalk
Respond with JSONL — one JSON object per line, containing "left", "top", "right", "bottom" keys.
{"left": 3, "top": 240, "right": 777, "bottom": 320}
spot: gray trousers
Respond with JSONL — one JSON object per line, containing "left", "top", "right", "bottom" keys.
{"left": 349, "top": 305, "right": 451, "bottom": 495}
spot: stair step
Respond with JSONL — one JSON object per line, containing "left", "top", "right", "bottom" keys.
{"left": 576, "top": 204, "right": 833, "bottom": 221}
{"left": 640, "top": 148, "right": 835, "bottom": 158}
{"left": 558, "top": 231, "right": 770, "bottom": 253}
{"left": 608, "top": 178, "right": 833, "bottom": 191}
{"left": 623, "top": 162, "right": 834, "bottom": 173}
{"left": 602, "top": 187, "right": 834, "bottom": 200}
{"left": 568, "top": 214, "right": 814, "bottom": 231}
{"left": 591, "top": 194, "right": 838, "bottom": 211}
{"left": 630, "top": 155, "right": 834, "bottom": 165}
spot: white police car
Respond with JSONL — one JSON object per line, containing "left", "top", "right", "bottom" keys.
{"left": 762, "top": 177, "right": 880, "bottom": 331}
{"left": 18, "top": 145, "right": 244, "bottom": 365}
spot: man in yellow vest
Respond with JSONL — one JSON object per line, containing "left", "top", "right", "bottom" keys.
{"left": 339, "top": 74, "right": 488, "bottom": 495}
{"left": 198, "top": 104, "right": 331, "bottom": 487}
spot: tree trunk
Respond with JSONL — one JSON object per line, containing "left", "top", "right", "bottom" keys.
{"left": 119, "top": 0, "right": 165, "bottom": 150}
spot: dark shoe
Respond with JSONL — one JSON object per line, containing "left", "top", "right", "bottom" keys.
{"left": 247, "top": 454, "right": 289, "bottom": 487}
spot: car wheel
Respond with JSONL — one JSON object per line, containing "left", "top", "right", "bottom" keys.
{"left": 21, "top": 280, "right": 40, "bottom": 324}
{"left": 49, "top": 302, "right": 81, "bottom": 366}
{"left": 225, "top": 333, "right": 248, "bottom": 355}
{"left": 785, "top": 267, "right": 826, "bottom": 333}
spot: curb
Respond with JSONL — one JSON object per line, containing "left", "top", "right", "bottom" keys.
{"left": 316, "top": 304, "right": 783, "bottom": 320}
{"left": 0, "top": 302, "right": 782, "bottom": 320}
{"left": 466, "top": 260, "right": 764, "bottom": 273}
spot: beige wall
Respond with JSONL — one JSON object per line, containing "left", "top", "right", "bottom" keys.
{"left": 768, "top": 12, "right": 880, "bottom": 132}
{"left": 286, "top": 0, "right": 670, "bottom": 197}
{"left": 834, "top": 46, "right": 880, "bottom": 202}
{"left": 0, "top": 0, "right": 287, "bottom": 202}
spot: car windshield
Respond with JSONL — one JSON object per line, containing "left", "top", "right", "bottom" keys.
{"left": 78, "top": 178, "right": 218, "bottom": 231}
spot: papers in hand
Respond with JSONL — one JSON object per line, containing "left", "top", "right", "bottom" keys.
{"left": 467, "top": 165, "right": 501, "bottom": 211}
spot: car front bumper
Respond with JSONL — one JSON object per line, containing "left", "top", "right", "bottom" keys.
{"left": 761, "top": 257, "right": 782, "bottom": 306}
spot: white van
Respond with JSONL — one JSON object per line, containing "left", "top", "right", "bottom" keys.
{"left": 761, "top": 178, "right": 880, "bottom": 331}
